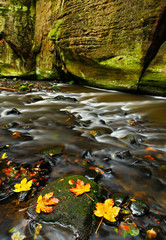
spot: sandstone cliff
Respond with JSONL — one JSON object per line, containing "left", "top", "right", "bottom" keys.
{"left": 0, "top": 0, "right": 166, "bottom": 95}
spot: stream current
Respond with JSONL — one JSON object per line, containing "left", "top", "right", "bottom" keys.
{"left": 0, "top": 82, "right": 166, "bottom": 239}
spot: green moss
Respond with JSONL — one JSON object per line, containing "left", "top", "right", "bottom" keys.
{"left": 28, "top": 175, "right": 101, "bottom": 240}
{"left": 48, "top": 19, "right": 63, "bottom": 42}
{"left": 42, "top": 145, "right": 64, "bottom": 155}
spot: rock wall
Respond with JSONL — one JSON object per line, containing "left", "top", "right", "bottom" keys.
{"left": 0, "top": 0, "right": 166, "bottom": 95}
{"left": 0, "top": 0, "right": 35, "bottom": 77}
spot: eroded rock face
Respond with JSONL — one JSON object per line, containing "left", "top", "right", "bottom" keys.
{"left": 0, "top": 0, "right": 166, "bottom": 95}
{"left": 0, "top": 0, "right": 35, "bottom": 77}
{"left": 56, "top": 0, "right": 166, "bottom": 94}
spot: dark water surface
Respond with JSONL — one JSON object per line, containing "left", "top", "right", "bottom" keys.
{"left": 0, "top": 82, "right": 166, "bottom": 239}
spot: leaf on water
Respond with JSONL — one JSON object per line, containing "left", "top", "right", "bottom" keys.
{"left": 9, "top": 227, "right": 17, "bottom": 233}
{"left": 12, "top": 132, "right": 21, "bottom": 138}
{"left": 34, "top": 224, "right": 42, "bottom": 239}
{"left": 1, "top": 152, "right": 7, "bottom": 159}
{"left": 130, "top": 198, "right": 136, "bottom": 202}
{"left": 89, "top": 130, "right": 97, "bottom": 137}
{"left": 36, "top": 192, "right": 60, "bottom": 214}
{"left": 11, "top": 231, "right": 25, "bottom": 240}
{"left": 146, "top": 229, "right": 157, "bottom": 239}
{"left": 94, "top": 199, "right": 120, "bottom": 222}
{"left": 13, "top": 178, "right": 32, "bottom": 192}
{"left": 70, "top": 179, "right": 91, "bottom": 197}
{"left": 115, "top": 221, "right": 139, "bottom": 238}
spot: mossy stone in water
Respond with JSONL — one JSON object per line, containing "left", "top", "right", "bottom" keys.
{"left": 129, "top": 199, "right": 149, "bottom": 217}
{"left": 27, "top": 175, "right": 100, "bottom": 240}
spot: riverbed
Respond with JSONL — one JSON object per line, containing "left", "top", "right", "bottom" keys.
{"left": 0, "top": 81, "right": 166, "bottom": 239}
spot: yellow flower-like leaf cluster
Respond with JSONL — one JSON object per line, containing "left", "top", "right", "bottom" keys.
{"left": 36, "top": 192, "right": 60, "bottom": 213}
{"left": 70, "top": 179, "right": 91, "bottom": 197}
{"left": 13, "top": 178, "right": 32, "bottom": 192}
{"left": 94, "top": 198, "right": 120, "bottom": 222}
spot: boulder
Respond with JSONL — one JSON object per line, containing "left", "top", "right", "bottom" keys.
{"left": 27, "top": 175, "right": 101, "bottom": 240}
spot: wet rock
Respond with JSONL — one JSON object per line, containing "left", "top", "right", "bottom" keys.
{"left": 19, "top": 191, "right": 29, "bottom": 202}
{"left": 122, "top": 134, "right": 137, "bottom": 144}
{"left": 6, "top": 108, "right": 21, "bottom": 115}
{"left": 84, "top": 168, "right": 101, "bottom": 182}
{"left": 0, "top": 191, "right": 14, "bottom": 202}
{"left": 54, "top": 95, "right": 77, "bottom": 102}
{"left": 27, "top": 175, "right": 101, "bottom": 240}
{"left": 112, "top": 192, "right": 129, "bottom": 207}
{"left": 0, "top": 144, "right": 10, "bottom": 151}
{"left": 30, "top": 95, "right": 43, "bottom": 103}
{"left": 129, "top": 199, "right": 149, "bottom": 217}
{"left": 42, "top": 145, "right": 64, "bottom": 156}
{"left": 116, "top": 150, "right": 131, "bottom": 159}
{"left": 138, "top": 166, "right": 152, "bottom": 178}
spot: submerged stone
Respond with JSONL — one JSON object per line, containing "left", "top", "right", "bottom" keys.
{"left": 6, "top": 108, "right": 21, "bottom": 115}
{"left": 112, "top": 192, "right": 129, "bottom": 207}
{"left": 27, "top": 175, "right": 101, "bottom": 240}
{"left": 129, "top": 199, "right": 149, "bottom": 217}
{"left": 54, "top": 95, "right": 77, "bottom": 102}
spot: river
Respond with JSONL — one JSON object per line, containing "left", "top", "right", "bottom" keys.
{"left": 0, "top": 81, "right": 166, "bottom": 239}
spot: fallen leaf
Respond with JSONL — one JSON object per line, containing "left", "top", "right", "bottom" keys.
{"left": 94, "top": 199, "right": 120, "bottom": 222}
{"left": 13, "top": 178, "right": 32, "bottom": 192}
{"left": 68, "top": 179, "right": 75, "bottom": 185}
{"left": 36, "top": 192, "right": 60, "bottom": 213}
{"left": 1, "top": 152, "right": 7, "bottom": 159}
{"left": 146, "top": 229, "right": 157, "bottom": 239}
{"left": 70, "top": 179, "right": 91, "bottom": 197}
{"left": 34, "top": 224, "right": 42, "bottom": 239}
{"left": 11, "top": 231, "right": 25, "bottom": 240}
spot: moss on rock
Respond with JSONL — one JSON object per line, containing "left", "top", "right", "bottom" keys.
{"left": 27, "top": 175, "right": 101, "bottom": 240}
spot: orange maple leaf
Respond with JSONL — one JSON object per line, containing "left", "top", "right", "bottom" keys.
{"left": 36, "top": 192, "right": 60, "bottom": 214}
{"left": 94, "top": 199, "right": 120, "bottom": 222}
{"left": 70, "top": 179, "right": 91, "bottom": 197}
{"left": 146, "top": 229, "right": 157, "bottom": 239}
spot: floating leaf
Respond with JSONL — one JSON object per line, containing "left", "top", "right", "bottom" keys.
{"left": 34, "top": 224, "right": 42, "bottom": 239}
{"left": 94, "top": 199, "right": 120, "bottom": 222}
{"left": 12, "top": 132, "right": 21, "bottom": 138}
{"left": 146, "top": 229, "right": 157, "bottom": 239}
{"left": 115, "top": 221, "right": 139, "bottom": 238}
{"left": 11, "top": 231, "right": 25, "bottom": 240}
{"left": 13, "top": 178, "right": 32, "bottom": 192}
{"left": 70, "top": 179, "right": 91, "bottom": 197}
{"left": 1, "top": 152, "right": 7, "bottom": 159}
{"left": 36, "top": 192, "right": 60, "bottom": 214}
{"left": 90, "top": 130, "right": 97, "bottom": 137}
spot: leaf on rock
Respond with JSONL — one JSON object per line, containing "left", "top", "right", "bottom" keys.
{"left": 36, "top": 192, "right": 60, "bottom": 214}
{"left": 68, "top": 179, "right": 75, "bottom": 185}
{"left": 94, "top": 199, "right": 120, "bottom": 222}
{"left": 70, "top": 179, "right": 91, "bottom": 197}
{"left": 13, "top": 178, "right": 32, "bottom": 192}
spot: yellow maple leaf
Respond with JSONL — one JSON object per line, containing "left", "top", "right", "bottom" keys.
{"left": 70, "top": 179, "right": 91, "bottom": 197}
{"left": 13, "top": 178, "right": 32, "bottom": 192}
{"left": 94, "top": 199, "right": 120, "bottom": 222}
{"left": 36, "top": 192, "right": 60, "bottom": 214}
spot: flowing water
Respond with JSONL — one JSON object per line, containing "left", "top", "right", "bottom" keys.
{"left": 0, "top": 82, "right": 166, "bottom": 239}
